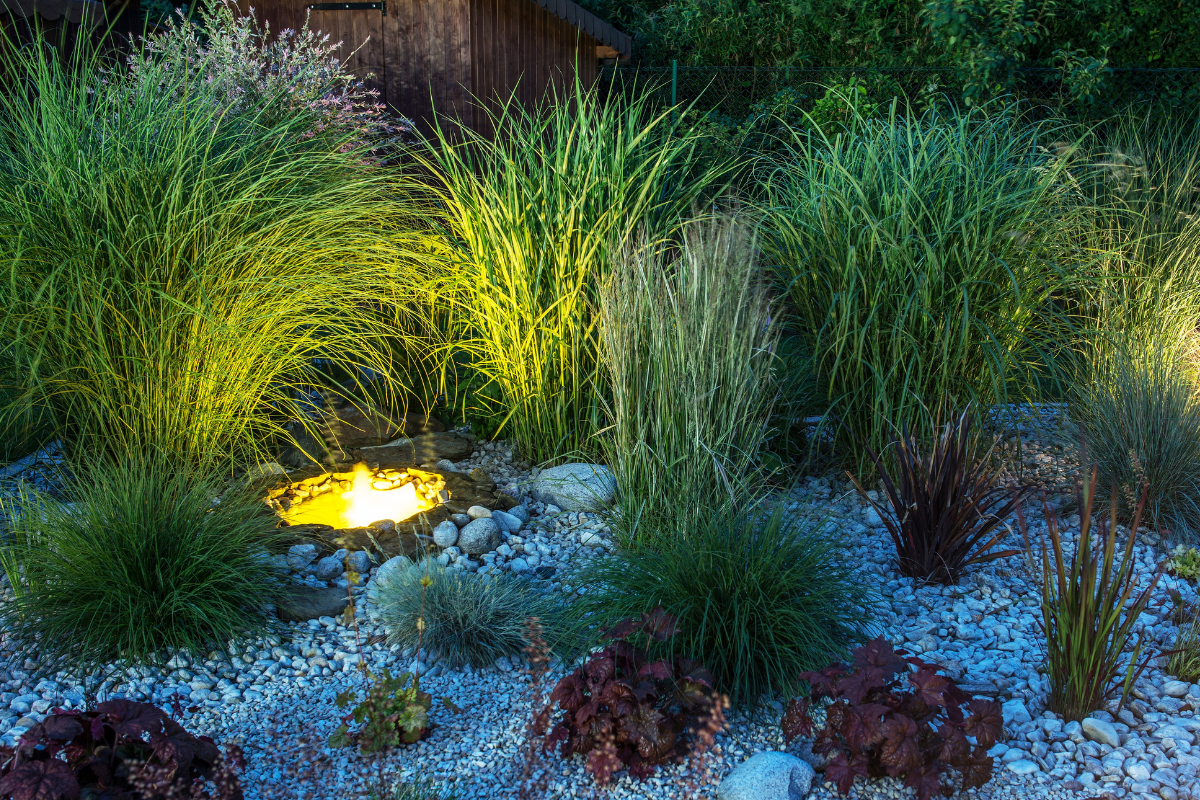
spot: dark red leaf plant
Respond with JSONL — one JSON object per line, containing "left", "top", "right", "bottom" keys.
{"left": 852, "top": 405, "right": 1031, "bottom": 585}
{"left": 783, "top": 637, "right": 1003, "bottom": 800}
{"left": 0, "top": 699, "right": 243, "bottom": 800}
{"left": 544, "top": 607, "right": 727, "bottom": 787}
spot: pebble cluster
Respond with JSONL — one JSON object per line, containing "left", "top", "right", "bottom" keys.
{"left": 0, "top": 407, "right": 1197, "bottom": 800}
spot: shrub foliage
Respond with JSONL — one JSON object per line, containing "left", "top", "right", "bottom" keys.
{"left": 784, "top": 638, "right": 1002, "bottom": 800}
{"left": 331, "top": 670, "right": 433, "bottom": 753}
{"left": 545, "top": 608, "right": 723, "bottom": 786}
{"left": 0, "top": 700, "right": 242, "bottom": 799}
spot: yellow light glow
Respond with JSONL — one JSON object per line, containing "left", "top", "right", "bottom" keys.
{"left": 340, "top": 464, "right": 422, "bottom": 528}
{"left": 279, "top": 464, "right": 430, "bottom": 529}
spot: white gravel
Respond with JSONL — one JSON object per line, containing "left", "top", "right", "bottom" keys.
{"left": 0, "top": 408, "right": 1198, "bottom": 800}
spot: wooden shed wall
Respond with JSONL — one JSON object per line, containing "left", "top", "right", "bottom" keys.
{"left": 469, "top": 0, "right": 597, "bottom": 133}
{"left": 239, "top": 0, "right": 600, "bottom": 134}
{"left": 386, "top": 0, "right": 472, "bottom": 132}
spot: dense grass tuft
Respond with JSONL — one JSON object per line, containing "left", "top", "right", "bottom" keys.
{"left": 1168, "top": 614, "right": 1200, "bottom": 685}
{"left": 0, "top": 453, "right": 289, "bottom": 675}
{"left": 1073, "top": 336, "right": 1200, "bottom": 543}
{"left": 374, "top": 559, "right": 559, "bottom": 669}
{"left": 762, "top": 107, "right": 1080, "bottom": 472}
{"left": 565, "top": 502, "right": 877, "bottom": 706}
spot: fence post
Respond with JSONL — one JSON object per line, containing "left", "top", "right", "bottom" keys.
{"left": 671, "top": 60, "right": 678, "bottom": 107}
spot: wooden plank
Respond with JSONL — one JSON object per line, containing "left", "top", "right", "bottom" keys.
{"left": 503, "top": 0, "right": 519, "bottom": 111}
{"left": 449, "top": 0, "right": 471, "bottom": 128}
{"left": 384, "top": 0, "right": 428, "bottom": 131}
{"left": 471, "top": 0, "right": 496, "bottom": 135}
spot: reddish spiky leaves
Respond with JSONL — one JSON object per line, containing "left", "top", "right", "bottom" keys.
{"left": 788, "top": 638, "right": 998, "bottom": 800}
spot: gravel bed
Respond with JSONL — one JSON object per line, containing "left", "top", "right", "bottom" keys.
{"left": 0, "top": 406, "right": 1196, "bottom": 800}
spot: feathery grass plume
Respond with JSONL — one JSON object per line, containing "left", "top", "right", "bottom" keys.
{"left": 599, "top": 213, "right": 780, "bottom": 544}
{"left": 1073, "top": 334, "right": 1200, "bottom": 543}
{"left": 853, "top": 404, "right": 1031, "bottom": 585}
{"left": 0, "top": 451, "right": 290, "bottom": 677}
{"left": 374, "top": 559, "right": 560, "bottom": 669}
{"left": 0, "top": 17, "right": 419, "bottom": 465}
{"left": 1019, "top": 470, "right": 1163, "bottom": 721}
{"left": 563, "top": 502, "right": 877, "bottom": 707}
{"left": 761, "top": 105, "right": 1082, "bottom": 474}
{"left": 407, "top": 80, "right": 731, "bottom": 463}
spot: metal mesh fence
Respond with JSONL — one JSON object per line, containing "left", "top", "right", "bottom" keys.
{"left": 600, "top": 65, "right": 1200, "bottom": 122}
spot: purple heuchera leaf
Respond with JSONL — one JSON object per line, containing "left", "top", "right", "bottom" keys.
{"left": 545, "top": 608, "right": 720, "bottom": 785}
{"left": 785, "top": 638, "right": 996, "bottom": 798}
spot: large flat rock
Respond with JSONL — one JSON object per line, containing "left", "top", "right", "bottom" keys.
{"left": 277, "top": 586, "right": 351, "bottom": 622}
{"left": 277, "top": 404, "right": 446, "bottom": 468}
{"left": 527, "top": 463, "right": 616, "bottom": 511}
{"left": 357, "top": 432, "right": 474, "bottom": 469}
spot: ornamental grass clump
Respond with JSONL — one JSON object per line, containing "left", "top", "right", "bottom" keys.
{"left": 1080, "top": 110, "right": 1200, "bottom": 348}
{"left": 762, "top": 106, "right": 1080, "bottom": 473}
{"left": 1073, "top": 335, "right": 1200, "bottom": 543}
{"left": 853, "top": 406, "right": 1031, "bottom": 585}
{"left": 1019, "top": 469, "right": 1163, "bottom": 721}
{"left": 373, "top": 559, "right": 559, "bottom": 669}
{"left": 0, "top": 16, "right": 414, "bottom": 465}
{"left": 408, "top": 81, "right": 729, "bottom": 463}
{"left": 0, "top": 452, "right": 290, "bottom": 676}
{"left": 599, "top": 214, "right": 779, "bottom": 543}
{"left": 1168, "top": 613, "right": 1200, "bottom": 685}
{"left": 565, "top": 502, "right": 876, "bottom": 706}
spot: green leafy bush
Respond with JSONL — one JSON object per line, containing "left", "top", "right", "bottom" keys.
{"left": 1073, "top": 336, "right": 1200, "bottom": 542}
{"left": 599, "top": 214, "right": 778, "bottom": 543}
{"left": 807, "top": 79, "right": 881, "bottom": 136}
{"left": 1169, "top": 546, "right": 1200, "bottom": 581}
{"left": 0, "top": 452, "right": 289, "bottom": 675}
{"left": 1019, "top": 470, "right": 1162, "bottom": 721}
{"left": 762, "top": 106, "right": 1079, "bottom": 473}
{"left": 408, "top": 81, "right": 728, "bottom": 463}
{"left": 0, "top": 16, "right": 411, "bottom": 464}
{"left": 565, "top": 503, "right": 876, "bottom": 706}
{"left": 331, "top": 670, "right": 433, "bottom": 752}
{"left": 373, "top": 560, "right": 559, "bottom": 669}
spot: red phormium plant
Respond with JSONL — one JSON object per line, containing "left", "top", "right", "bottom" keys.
{"left": 852, "top": 406, "right": 1031, "bottom": 585}
{"left": 545, "top": 608, "right": 725, "bottom": 786}
{"left": 784, "top": 638, "right": 1002, "bottom": 800}
{"left": 0, "top": 699, "right": 242, "bottom": 800}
